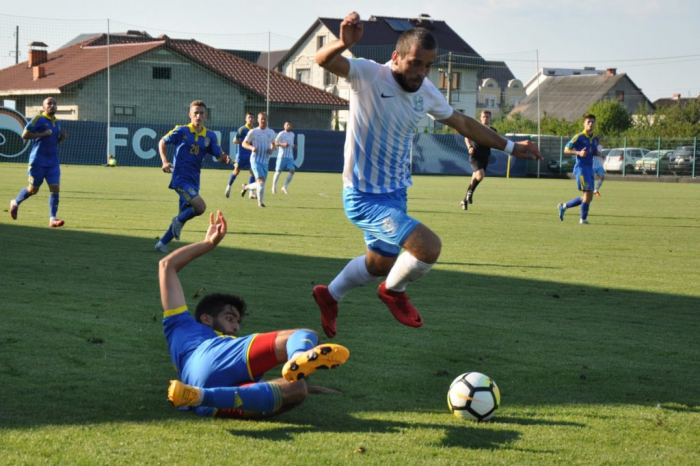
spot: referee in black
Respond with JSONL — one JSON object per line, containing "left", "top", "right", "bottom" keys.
{"left": 461, "top": 110, "right": 495, "bottom": 211}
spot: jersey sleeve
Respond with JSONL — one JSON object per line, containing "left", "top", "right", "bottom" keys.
{"left": 233, "top": 126, "right": 245, "bottom": 143}
{"left": 346, "top": 58, "right": 381, "bottom": 93}
{"left": 243, "top": 128, "right": 255, "bottom": 144}
{"left": 23, "top": 115, "right": 45, "bottom": 134}
{"left": 424, "top": 80, "right": 454, "bottom": 121}
{"left": 162, "top": 125, "right": 183, "bottom": 145}
{"left": 565, "top": 134, "right": 579, "bottom": 150}
{"left": 208, "top": 132, "right": 223, "bottom": 157}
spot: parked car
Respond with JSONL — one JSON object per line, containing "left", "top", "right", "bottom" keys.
{"left": 635, "top": 149, "right": 674, "bottom": 174}
{"left": 603, "top": 148, "right": 649, "bottom": 173}
{"left": 669, "top": 146, "right": 696, "bottom": 174}
{"left": 547, "top": 155, "right": 576, "bottom": 173}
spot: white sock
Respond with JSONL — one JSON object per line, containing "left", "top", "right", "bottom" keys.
{"left": 257, "top": 182, "right": 265, "bottom": 205}
{"left": 385, "top": 252, "right": 433, "bottom": 292}
{"left": 272, "top": 172, "right": 281, "bottom": 190}
{"left": 328, "top": 255, "right": 380, "bottom": 301}
{"left": 284, "top": 172, "right": 294, "bottom": 187}
{"left": 596, "top": 179, "right": 604, "bottom": 191}
{"left": 245, "top": 182, "right": 260, "bottom": 191}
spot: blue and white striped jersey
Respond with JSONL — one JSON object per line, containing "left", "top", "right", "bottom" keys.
{"left": 244, "top": 127, "right": 276, "bottom": 165}
{"left": 344, "top": 58, "right": 453, "bottom": 193}
{"left": 275, "top": 131, "right": 295, "bottom": 159}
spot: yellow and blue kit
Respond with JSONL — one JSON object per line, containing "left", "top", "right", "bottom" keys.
{"left": 161, "top": 123, "right": 223, "bottom": 191}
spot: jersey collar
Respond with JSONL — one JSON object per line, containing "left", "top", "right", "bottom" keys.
{"left": 187, "top": 123, "right": 208, "bottom": 140}
{"left": 41, "top": 111, "right": 58, "bottom": 122}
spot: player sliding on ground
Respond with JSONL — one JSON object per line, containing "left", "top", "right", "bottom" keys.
{"left": 312, "top": 12, "right": 542, "bottom": 338}
{"left": 161, "top": 211, "right": 349, "bottom": 418}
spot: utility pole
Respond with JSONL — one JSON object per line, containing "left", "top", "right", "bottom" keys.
{"left": 15, "top": 26, "right": 19, "bottom": 64}
{"left": 446, "top": 51, "right": 452, "bottom": 105}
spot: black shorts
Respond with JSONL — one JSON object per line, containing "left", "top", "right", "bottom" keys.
{"left": 469, "top": 153, "right": 490, "bottom": 172}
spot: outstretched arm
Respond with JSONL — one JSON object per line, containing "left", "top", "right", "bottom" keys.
{"left": 159, "top": 211, "right": 228, "bottom": 312}
{"left": 315, "top": 11, "right": 363, "bottom": 78}
{"left": 441, "top": 112, "right": 542, "bottom": 161}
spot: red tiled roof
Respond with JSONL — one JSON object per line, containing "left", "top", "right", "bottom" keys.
{"left": 0, "top": 34, "right": 348, "bottom": 107}
{"left": 0, "top": 37, "right": 163, "bottom": 95}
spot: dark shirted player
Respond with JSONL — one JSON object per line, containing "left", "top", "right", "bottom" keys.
{"left": 461, "top": 110, "right": 496, "bottom": 211}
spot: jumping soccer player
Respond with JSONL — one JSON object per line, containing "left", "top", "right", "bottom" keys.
{"left": 224, "top": 112, "right": 257, "bottom": 199}
{"left": 558, "top": 114, "right": 600, "bottom": 225}
{"left": 461, "top": 110, "right": 495, "bottom": 211}
{"left": 9, "top": 97, "right": 68, "bottom": 227}
{"left": 272, "top": 121, "right": 296, "bottom": 195}
{"left": 240, "top": 112, "right": 276, "bottom": 208}
{"left": 155, "top": 100, "right": 230, "bottom": 253}
{"left": 312, "top": 12, "right": 542, "bottom": 338}
{"left": 162, "top": 211, "right": 350, "bottom": 418}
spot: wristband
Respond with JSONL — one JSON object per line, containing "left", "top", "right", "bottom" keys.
{"left": 504, "top": 139, "right": 514, "bottom": 154}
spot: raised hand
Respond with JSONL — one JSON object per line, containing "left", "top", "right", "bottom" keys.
{"left": 205, "top": 210, "right": 227, "bottom": 247}
{"left": 340, "top": 12, "right": 363, "bottom": 47}
{"left": 511, "top": 140, "right": 543, "bottom": 161}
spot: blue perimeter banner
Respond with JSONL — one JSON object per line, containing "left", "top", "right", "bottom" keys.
{"left": 1, "top": 119, "right": 527, "bottom": 176}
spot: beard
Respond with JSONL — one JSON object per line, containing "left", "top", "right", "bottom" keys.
{"left": 392, "top": 71, "right": 423, "bottom": 93}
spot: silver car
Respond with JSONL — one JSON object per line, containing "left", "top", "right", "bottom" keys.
{"left": 603, "top": 148, "right": 649, "bottom": 173}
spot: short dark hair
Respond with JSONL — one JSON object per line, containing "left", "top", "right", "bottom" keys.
{"left": 245, "top": 112, "right": 254, "bottom": 117}
{"left": 195, "top": 293, "right": 247, "bottom": 322}
{"left": 396, "top": 27, "right": 437, "bottom": 57}
{"left": 482, "top": 110, "right": 492, "bottom": 117}
{"left": 583, "top": 113, "right": 596, "bottom": 121}
{"left": 190, "top": 100, "right": 207, "bottom": 109}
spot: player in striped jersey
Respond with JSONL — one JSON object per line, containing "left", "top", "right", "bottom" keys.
{"left": 241, "top": 112, "right": 276, "bottom": 207}
{"left": 593, "top": 144, "right": 606, "bottom": 196}
{"left": 312, "top": 12, "right": 542, "bottom": 338}
{"left": 272, "top": 121, "right": 296, "bottom": 195}
{"left": 162, "top": 211, "right": 350, "bottom": 418}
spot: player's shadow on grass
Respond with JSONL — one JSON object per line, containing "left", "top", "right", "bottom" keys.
{"left": 0, "top": 223, "right": 698, "bottom": 430}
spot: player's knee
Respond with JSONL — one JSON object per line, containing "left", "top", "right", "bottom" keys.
{"left": 48, "top": 184, "right": 60, "bottom": 194}
{"left": 27, "top": 185, "right": 39, "bottom": 195}
{"left": 192, "top": 203, "right": 206, "bottom": 216}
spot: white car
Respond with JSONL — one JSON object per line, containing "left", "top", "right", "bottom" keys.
{"left": 603, "top": 148, "right": 650, "bottom": 173}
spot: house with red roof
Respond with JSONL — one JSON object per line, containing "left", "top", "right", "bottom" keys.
{"left": 0, "top": 32, "right": 347, "bottom": 130}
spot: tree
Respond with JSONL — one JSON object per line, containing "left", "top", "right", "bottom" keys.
{"left": 585, "top": 100, "right": 632, "bottom": 135}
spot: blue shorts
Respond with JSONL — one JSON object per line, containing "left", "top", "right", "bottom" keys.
{"left": 275, "top": 157, "right": 295, "bottom": 172}
{"left": 28, "top": 163, "right": 60, "bottom": 186}
{"left": 575, "top": 167, "right": 594, "bottom": 192}
{"left": 173, "top": 182, "right": 200, "bottom": 206}
{"left": 251, "top": 160, "right": 269, "bottom": 180}
{"left": 593, "top": 166, "right": 605, "bottom": 177}
{"left": 343, "top": 187, "right": 419, "bottom": 258}
{"left": 234, "top": 154, "right": 251, "bottom": 171}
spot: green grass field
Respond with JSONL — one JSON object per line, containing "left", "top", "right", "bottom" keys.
{"left": 1, "top": 164, "right": 698, "bottom": 465}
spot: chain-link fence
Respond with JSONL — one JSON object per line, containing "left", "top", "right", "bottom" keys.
{"left": 1, "top": 14, "right": 696, "bottom": 179}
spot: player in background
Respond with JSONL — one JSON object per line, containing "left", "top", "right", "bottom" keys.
{"left": 10, "top": 97, "right": 68, "bottom": 227}
{"left": 155, "top": 100, "right": 230, "bottom": 253}
{"left": 162, "top": 211, "right": 349, "bottom": 418}
{"left": 461, "top": 110, "right": 495, "bottom": 211}
{"left": 241, "top": 112, "right": 276, "bottom": 208}
{"left": 224, "top": 112, "right": 257, "bottom": 199}
{"left": 557, "top": 114, "right": 600, "bottom": 224}
{"left": 272, "top": 121, "right": 297, "bottom": 195}
{"left": 312, "top": 12, "right": 542, "bottom": 338}
{"left": 593, "top": 144, "right": 605, "bottom": 196}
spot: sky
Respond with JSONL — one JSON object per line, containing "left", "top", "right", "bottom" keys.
{"left": 1, "top": 0, "right": 699, "bottom": 102}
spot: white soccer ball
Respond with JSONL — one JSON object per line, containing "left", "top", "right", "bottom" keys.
{"left": 447, "top": 372, "right": 501, "bottom": 421}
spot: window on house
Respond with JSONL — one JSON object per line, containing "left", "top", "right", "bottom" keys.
{"left": 439, "top": 71, "right": 460, "bottom": 90}
{"left": 114, "top": 105, "right": 136, "bottom": 117}
{"left": 616, "top": 90, "right": 625, "bottom": 102}
{"left": 324, "top": 69, "right": 337, "bottom": 86}
{"left": 296, "top": 68, "right": 310, "bottom": 84}
{"left": 153, "top": 67, "right": 171, "bottom": 79}
{"left": 317, "top": 36, "right": 326, "bottom": 50}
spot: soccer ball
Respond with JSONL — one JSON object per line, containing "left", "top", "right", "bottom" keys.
{"left": 447, "top": 372, "right": 501, "bottom": 421}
